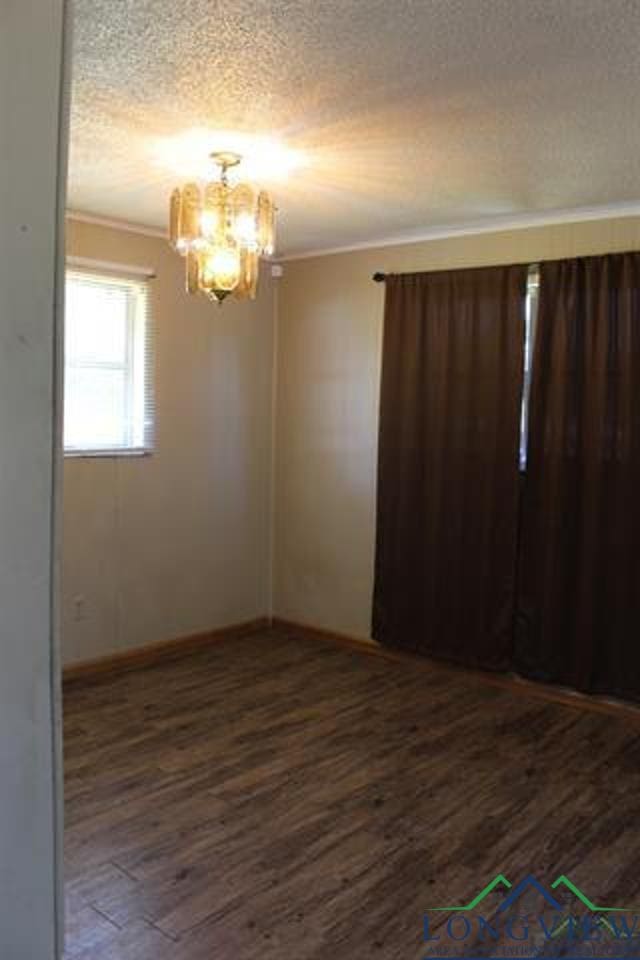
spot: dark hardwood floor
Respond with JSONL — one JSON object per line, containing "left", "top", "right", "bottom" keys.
{"left": 64, "top": 628, "right": 640, "bottom": 959}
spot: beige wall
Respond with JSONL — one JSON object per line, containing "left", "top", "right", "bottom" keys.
{"left": 274, "top": 216, "right": 640, "bottom": 640}
{"left": 62, "top": 220, "right": 275, "bottom": 665}
{"left": 62, "top": 215, "right": 640, "bottom": 663}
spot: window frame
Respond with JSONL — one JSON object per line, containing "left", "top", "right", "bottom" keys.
{"left": 63, "top": 264, "right": 154, "bottom": 459}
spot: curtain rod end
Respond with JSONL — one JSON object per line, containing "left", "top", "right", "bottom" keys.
{"left": 373, "top": 272, "right": 386, "bottom": 282}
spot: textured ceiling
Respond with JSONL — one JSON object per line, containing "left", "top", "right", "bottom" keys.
{"left": 69, "top": 0, "right": 640, "bottom": 257}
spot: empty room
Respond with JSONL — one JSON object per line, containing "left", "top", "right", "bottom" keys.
{"left": 2, "top": 2, "right": 640, "bottom": 959}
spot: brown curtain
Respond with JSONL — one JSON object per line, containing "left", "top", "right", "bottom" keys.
{"left": 373, "top": 265, "right": 527, "bottom": 670}
{"left": 516, "top": 252, "right": 640, "bottom": 700}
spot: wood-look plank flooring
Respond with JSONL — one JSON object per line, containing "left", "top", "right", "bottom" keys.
{"left": 64, "top": 629, "right": 640, "bottom": 959}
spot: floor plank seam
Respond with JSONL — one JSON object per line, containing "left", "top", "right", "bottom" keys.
{"left": 144, "top": 918, "right": 181, "bottom": 943}
{"left": 88, "top": 902, "right": 121, "bottom": 931}
{"left": 110, "top": 859, "right": 139, "bottom": 882}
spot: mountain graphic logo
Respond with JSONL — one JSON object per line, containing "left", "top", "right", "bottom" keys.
{"left": 428, "top": 874, "right": 632, "bottom": 914}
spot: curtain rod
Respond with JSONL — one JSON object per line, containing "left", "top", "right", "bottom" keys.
{"left": 373, "top": 262, "right": 545, "bottom": 284}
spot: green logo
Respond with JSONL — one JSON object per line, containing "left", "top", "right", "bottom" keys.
{"left": 428, "top": 873, "right": 631, "bottom": 913}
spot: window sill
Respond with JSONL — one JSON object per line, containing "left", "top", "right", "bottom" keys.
{"left": 64, "top": 448, "right": 153, "bottom": 460}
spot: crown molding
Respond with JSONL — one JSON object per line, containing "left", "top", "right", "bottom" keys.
{"left": 66, "top": 210, "right": 167, "bottom": 239}
{"left": 68, "top": 200, "right": 640, "bottom": 261}
{"left": 278, "top": 201, "right": 640, "bottom": 262}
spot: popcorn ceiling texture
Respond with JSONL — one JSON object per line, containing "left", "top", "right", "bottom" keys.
{"left": 70, "top": 0, "right": 640, "bottom": 255}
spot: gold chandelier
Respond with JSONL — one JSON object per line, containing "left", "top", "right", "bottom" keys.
{"left": 169, "top": 151, "right": 276, "bottom": 303}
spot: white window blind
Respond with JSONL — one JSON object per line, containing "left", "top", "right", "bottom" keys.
{"left": 64, "top": 268, "right": 154, "bottom": 456}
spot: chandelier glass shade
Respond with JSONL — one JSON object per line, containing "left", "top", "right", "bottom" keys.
{"left": 169, "top": 152, "right": 276, "bottom": 303}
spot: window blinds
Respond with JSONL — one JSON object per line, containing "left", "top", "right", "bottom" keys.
{"left": 64, "top": 267, "right": 154, "bottom": 455}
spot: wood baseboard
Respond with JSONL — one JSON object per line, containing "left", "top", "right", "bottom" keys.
{"left": 63, "top": 612, "right": 640, "bottom": 722}
{"left": 272, "top": 616, "right": 389, "bottom": 658}
{"left": 62, "top": 616, "right": 270, "bottom": 685}
{"left": 271, "top": 616, "right": 640, "bottom": 723}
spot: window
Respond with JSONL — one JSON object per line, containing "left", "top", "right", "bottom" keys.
{"left": 64, "top": 269, "right": 154, "bottom": 456}
{"left": 519, "top": 264, "right": 540, "bottom": 470}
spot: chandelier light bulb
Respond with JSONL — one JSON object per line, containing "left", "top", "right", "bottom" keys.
{"left": 200, "top": 209, "right": 219, "bottom": 238}
{"left": 233, "top": 211, "right": 258, "bottom": 246}
{"left": 202, "top": 244, "right": 241, "bottom": 295}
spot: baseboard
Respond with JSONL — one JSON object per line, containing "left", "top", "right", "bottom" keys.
{"left": 272, "top": 616, "right": 389, "bottom": 658}
{"left": 271, "top": 616, "right": 640, "bottom": 722}
{"left": 63, "top": 613, "right": 640, "bottom": 721}
{"left": 62, "top": 617, "right": 270, "bottom": 685}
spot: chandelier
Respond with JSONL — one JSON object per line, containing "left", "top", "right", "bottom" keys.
{"left": 169, "top": 151, "right": 276, "bottom": 303}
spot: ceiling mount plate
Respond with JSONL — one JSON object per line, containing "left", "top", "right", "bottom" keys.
{"left": 210, "top": 151, "right": 242, "bottom": 171}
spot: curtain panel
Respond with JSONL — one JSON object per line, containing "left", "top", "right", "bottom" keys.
{"left": 373, "top": 265, "right": 528, "bottom": 670}
{"left": 516, "top": 252, "right": 640, "bottom": 700}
